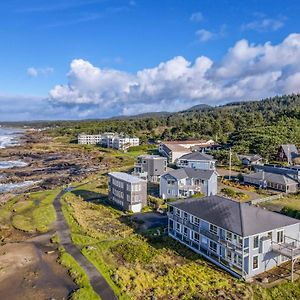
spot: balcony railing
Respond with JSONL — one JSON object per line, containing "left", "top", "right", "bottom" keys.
{"left": 169, "top": 213, "right": 243, "bottom": 252}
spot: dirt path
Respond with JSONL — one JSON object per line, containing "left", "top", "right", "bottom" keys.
{"left": 53, "top": 189, "right": 118, "bottom": 300}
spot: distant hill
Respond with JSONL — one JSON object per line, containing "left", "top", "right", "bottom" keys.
{"left": 109, "top": 111, "right": 172, "bottom": 120}
{"left": 181, "top": 104, "right": 211, "bottom": 112}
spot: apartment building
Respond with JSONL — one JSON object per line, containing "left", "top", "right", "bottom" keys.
{"left": 78, "top": 134, "right": 102, "bottom": 145}
{"left": 133, "top": 155, "right": 167, "bottom": 182}
{"left": 160, "top": 167, "right": 218, "bottom": 199}
{"left": 168, "top": 196, "right": 300, "bottom": 280}
{"left": 176, "top": 152, "right": 216, "bottom": 170}
{"left": 78, "top": 132, "right": 139, "bottom": 150}
{"left": 159, "top": 140, "right": 215, "bottom": 163}
{"left": 108, "top": 172, "right": 147, "bottom": 213}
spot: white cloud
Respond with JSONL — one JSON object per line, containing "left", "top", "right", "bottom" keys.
{"left": 190, "top": 12, "right": 203, "bottom": 23}
{"left": 27, "top": 67, "right": 54, "bottom": 77}
{"left": 242, "top": 18, "right": 284, "bottom": 32}
{"left": 195, "top": 29, "right": 214, "bottom": 42}
{"left": 46, "top": 33, "right": 300, "bottom": 118}
{"left": 27, "top": 67, "right": 38, "bottom": 77}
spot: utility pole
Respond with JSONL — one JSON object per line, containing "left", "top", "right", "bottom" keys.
{"left": 229, "top": 148, "right": 232, "bottom": 181}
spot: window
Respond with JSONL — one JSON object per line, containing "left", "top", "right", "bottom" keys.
{"left": 176, "top": 209, "right": 180, "bottom": 217}
{"left": 226, "top": 231, "right": 232, "bottom": 242}
{"left": 277, "top": 230, "right": 284, "bottom": 243}
{"left": 169, "top": 206, "right": 174, "bottom": 213}
{"left": 183, "top": 212, "right": 188, "bottom": 220}
{"left": 253, "top": 235, "right": 259, "bottom": 249}
{"left": 209, "top": 224, "right": 218, "bottom": 235}
{"left": 226, "top": 250, "right": 232, "bottom": 261}
{"left": 252, "top": 255, "right": 259, "bottom": 270}
{"left": 267, "top": 231, "right": 272, "bottom": 240}
{"left": 193, "top": 217, "right": 200, "bottom": 225}
{"left": 176, "top": 222, "right": 181, "bottom": 232}
{"left": 209, "top": 241, "right": 218, "bottom": 253}
{"left": 193, "top": 232, "right": 200, "bottom": 242}
{"left": 183, "top": 227, "right": 188, "bottom": 237}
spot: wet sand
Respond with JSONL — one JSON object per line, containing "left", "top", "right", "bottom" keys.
{"left": 0, "top": 233, "right": 77, "bottom": 300}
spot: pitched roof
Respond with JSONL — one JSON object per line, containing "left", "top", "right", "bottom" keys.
{"left": 169, "top": 195, "right": 299, "bottom": 236}
{"left": 244, "top": 171, "right": 298, "bottom": 185}
{"left": 238, "top": 154, "right": 262, "bottom": 162}
{"left": 281, "top": 144, "right": 298, "bottom": 160}
{"left": 179, "top": 151, "right": 214, "bottom": 161}
{"left": 164, "top": 167, "right": 216, "bottom": 181}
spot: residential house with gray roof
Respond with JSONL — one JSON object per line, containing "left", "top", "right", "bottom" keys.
{"left": 277, "top": 144, "right": 299, "bottom": 164}
{"left": 168, "top": 195, "right": 300, "bottom": 279}
{"left": 238, "top": 154, "right": 263, "bottom": 166}
{"left": 108, "top": 172, "right": 147, "bottom": 212}
{"left": 176, "top": 152, "right": 216, "bottom": 170}
{"left": 243, "top": 171, "right": 299, "bottom": 193}
{"left": 160, "top": 167, "right": 218, "bottom": 199}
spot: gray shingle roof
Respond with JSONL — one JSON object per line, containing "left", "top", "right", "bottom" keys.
{"left": 165, "top": 167, "right": 216, "bottom": 181}
{"left": 281, "top": 144, "right": 298, "bottom": 160}
{"left": 179, "top": 151, "right": 214, "bottom": 161}
{"left": 244, "top": 171, "right": 298, "bottom": 185}
{"left": 169, "top": 195, "right": 299, "bottom": 236}
{"left": 238, "top": 154, "right": 262, "bottom": 162}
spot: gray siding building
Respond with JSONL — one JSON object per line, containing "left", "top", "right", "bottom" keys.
{"left": 243, "top": 171, "right": 299, "bottom": 193}
{"left": 133, "top": 155, "right": 167, "bottom": 182}
{"left": 176, "top": 152, "right": 216, "bottom": 170}
{"left": 168, "top": 196, "right": 300, "bottom": 280}
{"left": 160, "top": 167, "right": 218, "bottom": 199}
{"left": 108, "top": 172, "right": 147, "bottom": 212}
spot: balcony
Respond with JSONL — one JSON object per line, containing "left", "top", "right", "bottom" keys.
{"left": 271, "top": 236, "right": 300, "bottom": 259}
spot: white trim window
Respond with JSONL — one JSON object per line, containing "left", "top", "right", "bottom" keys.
{"left": 252, "top": 255, "right": 259, "bottom": 270}
{"left": 226, "top": 231, "right": 232, "bottom": 242}
{"left": 209, "top": 240, "right": 218, "bottom": 253}
{"left": 193, "top": 216, "right": 200, "bottom": 226}
{"left": 183, "top": 226, "right": 188, "bottom": 237}
{"left": 277, "top": 230, "right": 284, "bottom": 244}
{"left": 209, "top": 224, "right": 218, "bottom": 235}
{"left": 176, "top": 222, "right": 181, "bottom": 232}
{"left": 253, "top": 235, "right": 259, "bottom": 249}
{"left": 193, "top": 231, "right": 200, "bottom": 242}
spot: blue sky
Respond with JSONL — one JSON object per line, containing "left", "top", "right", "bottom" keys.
{"left": 1, "top": 0, "right": 300, "bottom": 120}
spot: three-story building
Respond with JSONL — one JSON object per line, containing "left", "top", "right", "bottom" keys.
{"left": 108, "top": 172, "right": 147, "bottom": 212}
{"left": 168, "top": 195, "right": 300, "bottom": 280}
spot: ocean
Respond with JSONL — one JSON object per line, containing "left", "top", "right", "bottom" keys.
{"left": 0, "top": 127, "right": 36, "bottom": 193}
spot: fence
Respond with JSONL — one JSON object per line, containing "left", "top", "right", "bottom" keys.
{"left": 250, "top": 193, "right": 283, "bottom": 205}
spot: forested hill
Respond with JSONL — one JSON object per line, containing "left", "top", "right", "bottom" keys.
{"left": 13, "top": 93, "right": 300, "bottom": 161}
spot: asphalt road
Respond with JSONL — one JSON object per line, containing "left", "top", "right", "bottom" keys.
{"left": 53, "top": 190, "right": 118, "bottom": 300}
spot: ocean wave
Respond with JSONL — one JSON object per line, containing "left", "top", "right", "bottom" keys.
{"left": 0, "top": 127, "right": 23, "bottom": 148}
{"left": 0, "top": 180, "right": 38, "bottom": 193}
{"left": 0, "top": 160, "right": 28, "bottom": 169}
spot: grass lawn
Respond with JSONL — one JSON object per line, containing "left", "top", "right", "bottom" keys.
{"left": 261, "top": 193, "right": 300, "bottom": 211}
{"left": 0, "top": 189, "right": 60, "bottom": 233}
{"left": 61, "top": 192, "right": 253, "bottom": 299}
{"left": 59, "top": 190, "right": 300, "bottom": 300}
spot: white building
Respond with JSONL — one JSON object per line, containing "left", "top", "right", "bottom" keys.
{"left": 78, "top": 132, "right": 139, "bottom": 150}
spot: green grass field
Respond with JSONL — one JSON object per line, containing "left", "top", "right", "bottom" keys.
{"left": 0, "top": 189, "right": 60, "bottom": 233}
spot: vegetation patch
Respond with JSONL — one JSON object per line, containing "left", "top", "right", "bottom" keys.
{"left": 6, "top": 189, "right": 59, "bottom": 233}
{"left": 58, "top": 246, "right": 100, "bottom": 300}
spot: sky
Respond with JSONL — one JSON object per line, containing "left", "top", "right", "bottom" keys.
{"left": 1, "top": 0, "right": 300, "bottom": 121}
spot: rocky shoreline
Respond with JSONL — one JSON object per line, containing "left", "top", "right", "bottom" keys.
{"left": 0, "top": 130, "right": 107, "bottom": 194}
